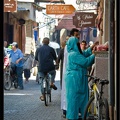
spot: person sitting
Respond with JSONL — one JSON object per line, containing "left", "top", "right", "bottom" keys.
{"left": 35, "top": 37, "right": 58, "bottom": 101}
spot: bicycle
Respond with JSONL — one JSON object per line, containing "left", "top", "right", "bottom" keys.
{"left": 83, "top": 74, "right": 110, "bottom": 120}
{"left": 40, "top": 72, "right": 52, "bottom": 106}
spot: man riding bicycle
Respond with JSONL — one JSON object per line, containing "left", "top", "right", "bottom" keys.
{"left": 35, "top": 37, "right": 58, "bottom": 101}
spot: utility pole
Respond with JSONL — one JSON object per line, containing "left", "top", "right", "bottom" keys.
{"left": 117, "top": 1, "right": 120, "bottom": 120}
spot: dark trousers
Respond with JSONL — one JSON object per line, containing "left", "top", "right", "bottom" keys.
{"left": 24, "top": 69, "right": 31, "bottom": 79}
{"left": 16, "top": 67, "right": 23, "bottom": 88}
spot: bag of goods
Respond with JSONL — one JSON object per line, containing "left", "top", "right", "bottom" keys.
{"left": 96, "top": 41, "right": 108, "bottom": 51}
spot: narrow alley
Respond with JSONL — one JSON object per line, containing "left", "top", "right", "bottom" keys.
{"left": 4, "top": 71, "right": 66, "bottom": 120}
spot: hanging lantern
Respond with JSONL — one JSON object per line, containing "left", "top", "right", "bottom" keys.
{"left": 19, "top": 18, "right": 25, "bottom": 25}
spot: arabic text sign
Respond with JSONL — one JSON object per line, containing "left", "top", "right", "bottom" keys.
{"left": 17, "top": 0, "right": 34, "bottom": 2}
{"left": 4, "top": 0, "right": 17, "bottom": 12}
{"left": 73, "top": 12, "right": 97, "bottom": 28}
{"left": 46, "top": 4, "right": 75, "bottom": 14}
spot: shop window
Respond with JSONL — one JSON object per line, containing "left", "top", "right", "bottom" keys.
{"left": 8, "top": 25, "right": 14, "bottom": 43}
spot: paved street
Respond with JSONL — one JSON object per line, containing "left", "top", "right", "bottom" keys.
{"left": 4, "top": 70, "right": 66, "bottom": 120}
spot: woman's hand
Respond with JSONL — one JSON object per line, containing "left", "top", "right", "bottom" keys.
{"left": 90, "top": 41, "right": 99, "bottom": 50}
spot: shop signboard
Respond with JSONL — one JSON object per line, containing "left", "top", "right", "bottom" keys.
{"left": 73, "top": 12, "right": 97, "bottom": 28}
{"left": 46, "top": 4, "right": 76, "bottom": 14}
{"left": 4, "top": 0, "right": 17, "bottom": 12}
{"left": 17, "top": 0, "right": 34, "bottom": 2}
{"left": 35, "top": 0, "right": 64, "bottom": 3}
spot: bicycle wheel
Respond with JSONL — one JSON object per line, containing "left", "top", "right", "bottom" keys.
{"left": 49, "top": 89, "right": 51, "bottom": 102}
{"left": 47, "top": 81, "right": 51, "bottom": 103}
{"left": 83, "top": 96, "right": 97, "bottom": 120}
{"left": 43, "top": 87, "right": 49, "bottom": 106}
{"left": 43, "top": 79, "right": 49, "bottom": 106}
{"left": 98, "top": 98, "right": 110, "bottom": 120}
{"left": 4, "top": 73, "right": 12, "bottom": 90}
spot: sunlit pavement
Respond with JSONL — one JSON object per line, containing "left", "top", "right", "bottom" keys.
{"left": 4, "top": 70, "right": 66, "bottom": 120}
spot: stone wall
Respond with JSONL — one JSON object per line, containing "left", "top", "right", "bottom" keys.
{"left": 94, "top": 51, "right": 109, "bottom": 100}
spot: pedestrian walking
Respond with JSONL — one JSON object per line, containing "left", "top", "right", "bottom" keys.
{"left": 64, "top": 37, "right": 99, "bottom": 120}
{"left": 23, "top": 54, "right": 34, "bottom": 83}
{"left": 9, "top": 42, "right": 24, "bottom": 90}
{"left": 60, "top": 36, "right": 70, "bottom": 118}
{"left": 24, "top": 69, "right": 31, "bottom": 83}
{"left": 57, "top": 39, "right": 66, "bottom": 89}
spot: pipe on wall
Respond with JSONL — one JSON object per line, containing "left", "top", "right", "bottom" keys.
{"left": 108, "top": 0, "right": 115, "bottom": 119}
{"left": 117, "top": 0, "right": 120, "bottom": 119}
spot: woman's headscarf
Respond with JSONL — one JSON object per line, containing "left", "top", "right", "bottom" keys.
{"left": 66, "top": 37, "right": 83, "bottom": 54}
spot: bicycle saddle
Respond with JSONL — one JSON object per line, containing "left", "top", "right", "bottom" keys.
{"left": 99, "top": 79, "right": 109, "bottom": 85}
{"left": 39, "top": 72, "right": 49, "bottom": 79}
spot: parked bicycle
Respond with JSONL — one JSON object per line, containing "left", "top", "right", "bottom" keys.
{"left": 39, "top": 72, "right": 52, "bottom": 106}
{"left": 83, "top": 74, "right": 110, "bottom": 120}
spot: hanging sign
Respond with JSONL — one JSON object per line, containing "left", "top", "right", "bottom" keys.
{"left": 4, "top": 0, "right": 17, "bottom": 12}
{"left": 73, "top": 12, "right": 97, "bottom": 28}
{"left": 46, "top": 4, "right": 76, "bottom": 14}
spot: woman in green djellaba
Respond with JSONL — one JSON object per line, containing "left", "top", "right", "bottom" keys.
{"left": 64, "top": 36, "right": 98, "bottom": 120}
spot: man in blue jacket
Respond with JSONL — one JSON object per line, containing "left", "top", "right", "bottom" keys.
{"left": 10, "top": 42, "right": 24, "bottom": 90}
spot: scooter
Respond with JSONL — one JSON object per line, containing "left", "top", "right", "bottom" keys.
{"left": 4, "top": 63, "right": 18, "bottom": 90}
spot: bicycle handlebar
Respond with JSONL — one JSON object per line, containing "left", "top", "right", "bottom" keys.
{"left": 85, "top": 74, "right": 109, "bottom": 85}
{"left": 85, "top": 74, "right": 100, "bottom": 83}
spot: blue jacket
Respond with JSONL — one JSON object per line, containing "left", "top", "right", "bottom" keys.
{"left": 10, "top": 49, "right": 23, "bottom": 67}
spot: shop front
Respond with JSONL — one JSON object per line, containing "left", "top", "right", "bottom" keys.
{"left": 94, "top": 0, "right": 116, "bottom": 120}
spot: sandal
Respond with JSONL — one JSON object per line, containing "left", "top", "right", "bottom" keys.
{"left": 50, "top": 84, "right": 57, "bottom": 90}
{"left": 40, "top": 96, "right": 44, "bottom": 101}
